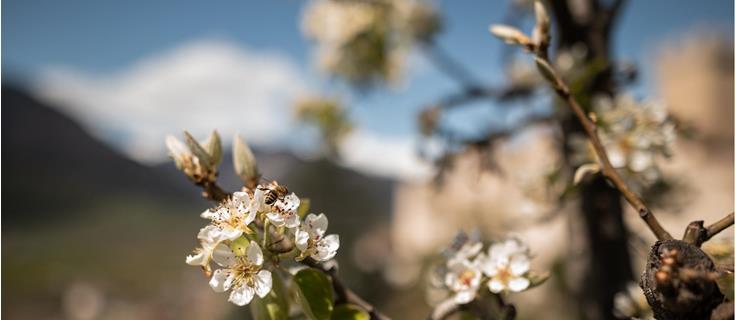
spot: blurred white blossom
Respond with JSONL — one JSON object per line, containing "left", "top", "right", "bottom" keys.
{"left": 302, "top": 0, "right": 439, "bottom": 86}
{"left": 476, "top": 238, "right": 532, "bottom": 293}
{"left": 572, "top": 95, "right": 676, "bottom": 191}
{"left": 444, "top": 258, "right": 483, "bottom": 303}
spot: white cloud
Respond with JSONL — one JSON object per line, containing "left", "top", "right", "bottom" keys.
{"left": 33, "top": 38, "right": 433, "bottom": 182}
{"left": 34, "top": 38, "right": 307, "bottom": 163}
{"left": 339, "top": 130, "right": 434, "bottom": 181}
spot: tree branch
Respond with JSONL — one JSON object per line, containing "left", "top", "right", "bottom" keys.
{"left": 534, "top": 57, "right": 673, "bottom": 240}
{"left": 302, "top": 259, "right": 391, "bottom": 320}
{"left": 705, "top": 212, "right": 734, "bottom": 242}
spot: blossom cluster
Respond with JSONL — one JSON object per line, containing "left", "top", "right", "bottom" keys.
{"left": 301, "top": 0, "right": 440, "bottom": 86}
{"left": 429, "top": 232, "right": 541, "bottom": 304}
{"left": 185, "top": 186, "right": 340, "bottom": 306}
{"left": 572, "top": 95, "right": 676, "bottom": 191}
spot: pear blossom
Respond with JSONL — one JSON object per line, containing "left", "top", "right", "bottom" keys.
{"left": 571, "top": 95, "right": 676, "bottom": 191}
{"left": 209, "top": 241, "right": 272, "bottom": 306}
{"left": 443, "top": 230, "right": 483, "bottom": 263}
{"left": 444, "top": 258, "right": 483, "bottom": 304}
{"left": 265, "top": 193, "right": 301, "bottom": 228}
{"left": 186, "top": 236, "right": 219, "bottom": 275}
{"left": 200, "top": 191, "right": 260, "bottom": 242}
{"left": 477, "top": 238, "right": 532, "bottom": 293}
{"left": 295, "top": 213, "right": 340, "bottom": 261}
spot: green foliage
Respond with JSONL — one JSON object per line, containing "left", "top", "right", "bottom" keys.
{"left": 331, "top": 304, "right": 370, "bottom": 320}
{"left": 293, "top": 268, "right": 334, "bottom": 320}
{"left": 251, "top": 273, "right": 289, "bottom": 320}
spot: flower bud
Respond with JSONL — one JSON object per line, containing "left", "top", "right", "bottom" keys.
{"left": 233, "top": 134, "right": 259, "bottom": 186}
{"left": 489, "top": 24, "right": 532, "bottom": 47}
{"left": 183, "top": 131, "right": 213, "bottom": 169}
{"left": 202, "top": 130, "right": 223, "bottom": 167}
{"left": 165, "top": 135, "right": 192, "bottom": 170}
{"left": 532, "top": 0, "right": 550, "bottom": 47}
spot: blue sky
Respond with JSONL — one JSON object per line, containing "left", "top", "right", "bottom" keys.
{"left": 2, "top": 0, "right": 732, "bottom": 179}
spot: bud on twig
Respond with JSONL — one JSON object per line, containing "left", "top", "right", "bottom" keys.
{"left": 165, "top": 135, "right": 192, "bottom": 170}
{"left": 489, "top": 24, "right": 534, "bottom": 49}
{"left": 183, "top": 131, "right": 213, "bottom": 168}
{"left": 202, "top": 130, "right": 223, "bottom": 167}
{"left": 233, "top": 134, "right": 259, "bottom": 188}
{"left": 532, "top": 0, "right": 550, "bottom": 50}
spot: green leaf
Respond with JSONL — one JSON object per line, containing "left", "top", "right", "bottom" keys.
{"left": 331, "top": 304, "right": 369, "bottom": 320}
{"left": 297, "top": 198, "right": 311, "bottom": 218}
{"left": 526, "top": 271, "right": 550, "bottom": 289}
{"left": 251, "top": 272, "right": 289, "bottom": 320}
{"left": 293, "top": 268, "right": 334, "bottom": 320}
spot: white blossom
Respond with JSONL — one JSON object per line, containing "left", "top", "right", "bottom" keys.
{"left": 265, "top": 193, "right": 301, "bottom": 228}
{"left": 444, "top": 230, "right": 483, "bottom": 263}
{"left": 444, "top": 258, "right": 483, "bottom": 304}
{"left": 209, "top": 241, "right": 272, "bottom": 306}
{"left": 200, "top": 191, "right": 260, "bottom": 242}
{"left": 295, "top": 213, "right": 340, "bottom": 261}
{"left": 476, "top": 238, "right": 532, "bottom": 293}
{"left": 573, "top": 95, "right": 676, "bottom": 191}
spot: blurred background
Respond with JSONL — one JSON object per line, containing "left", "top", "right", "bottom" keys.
{"left": 2, "top": 0, "right": 733, "bottom": 319}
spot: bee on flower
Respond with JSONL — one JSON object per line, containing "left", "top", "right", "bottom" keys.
{"left": 209, "top": 241, "right": 272, "bottom": 306}
{"left": 295, "top": 213, "right": 340, "bottom": 261}
{"left": 265, "top": 192, "right": 301, "bottom": 228}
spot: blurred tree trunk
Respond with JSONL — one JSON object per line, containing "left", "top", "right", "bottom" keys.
{"left": 549, "top": 1, "right": 633, "bottom": 319}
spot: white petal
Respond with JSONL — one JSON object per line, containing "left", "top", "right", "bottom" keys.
{"left": 254, "top": 270, "right": 273, "bottom": 298}
{"left": 266, "top": 212, "right": 285, "bottom": 227}
{"left": 488, "top": 278, "right": 505, "bottom": 293}
{"left": 250, "top": 189, "right": 265, "bottom": 213}
{"left": 212, "top": 243, "right": 237, "bottom": 267}
{"left": 453, "top": 290, "right": 476, "bottom": 304}
{"left": 220, "top": 227, "right": 243, "bottom": 242}
{"left": 247, "top": 241, "right": 264, "bottom": 266}
{"left": 197, "top": 225, "right": 220, "bottom": 242}
{"left": 509, "top": 255, "right": 530, "bottom": 276}
{"left": 209, "top": 269, "right": 233, "bottom": 292}
{"left": 186, "top": 250, "right": 207, "bottom": 266}
{"left": 243, "top": 206, "right": 257, "bottom": 225}
{"left": 314, "top": 234, "right": 339, "bottom": 261}
{"left": 232, "top": 192, "right": 250, "bottom": 208}
{"left": 305, "top": 213, "right": 328, "bottom": 237}
{"left": 295, "top": 229, "right": 310, "bottom": 252}
{"left": 284, "top": 214, "right": 301, "bottom": 229}
{"left": 200, "top": 209, "right": 215, "bottom": 219}
{"left": 508, "top": 277, "right": 530, "bottom": 292}
{"left": 228, "top": 285, "right": 255, "bottom": 306}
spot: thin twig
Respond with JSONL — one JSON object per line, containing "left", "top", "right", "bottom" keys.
{"left": 197, "top": 180, "right": 229, "bottom": 202}
{"left": 421, "top": 42, "right": 483, "bottom": 88}
{"left": 534, "top": 57, "right": 673, "bottom": 241}
{"left": 705, "top": 212, "right": 734, "bottom": 241}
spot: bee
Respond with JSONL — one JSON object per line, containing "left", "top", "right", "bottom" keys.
{"left": 260, "top": 180, "right": 289, "bottom": 205}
